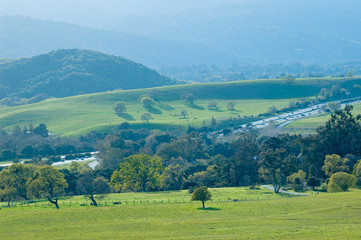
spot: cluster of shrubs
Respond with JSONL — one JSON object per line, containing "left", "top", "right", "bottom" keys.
{"left": 64, "top": 153, "right": 92, "bottom": 161}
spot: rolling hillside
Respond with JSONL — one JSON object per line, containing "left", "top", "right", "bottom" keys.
{"left": 0, "top": 49, "right": 176, "bottom": 99}
{"left": 0, "top": 77, "right": 360, "bottom": 136}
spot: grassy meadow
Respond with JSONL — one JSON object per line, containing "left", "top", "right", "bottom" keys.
{"left": 1, "top": 187, "right": 289, "bottom": 208}
{"left": 0, "top": 77, "right": 359, "bottom": 136}
{"left": 1, "top": 187, "right": 361, "bottom": 239}
{"left": 283, "top": 101, "right": 361, "bottom": 134}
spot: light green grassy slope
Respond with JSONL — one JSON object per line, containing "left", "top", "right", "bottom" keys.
{"left": 0, "top": 77, "right": 359, "bottom": 136}
{"left": 284, "top": 102, "right": 361, "bottom": 134}
{"left": 0, "top": 188, "right": 360, "bottom": 239}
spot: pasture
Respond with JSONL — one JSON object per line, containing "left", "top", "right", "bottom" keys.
{"left": 0, "top": 187, "right": 360, "bottom": 239}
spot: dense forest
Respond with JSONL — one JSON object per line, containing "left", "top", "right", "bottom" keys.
{"left": 0, "top": 49, "right": 177, "bottom": 104}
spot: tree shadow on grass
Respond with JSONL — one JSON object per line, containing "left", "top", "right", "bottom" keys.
{"left": 157, "top": 102, "right": 175, "bottom": 111}
{"left": 208, "top": 108, "right": 224, "bottom": 112}
{"left": 187, "top": 103, "right": 205, "bottom": 110}
{"left": 230, "top": 110, "right": 242, "bottom": 114}
{"left": 145, "top": 106, "right": 162, "bottom": 115}
{"left": 197, "top": 207, "right": 221, "bottom": 211}
{"left": 116, "top": 113, "right": 135, "bottom": 121}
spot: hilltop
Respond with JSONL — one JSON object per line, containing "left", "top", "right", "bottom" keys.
{"left": 0, "top": 49, "right": 176, "bottom": 100}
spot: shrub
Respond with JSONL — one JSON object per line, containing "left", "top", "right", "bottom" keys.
{"left": 327, "top": 172, "right": 356, "bottom": 193}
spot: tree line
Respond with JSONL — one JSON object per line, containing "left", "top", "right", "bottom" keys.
{"left": 100, "top": 105, "right": 361, "bottom": 193}
{"left": 1, "top": 106, "right": 361, "bottom": 208}
{"left": 0, "top": 123, "right": 96, "bottom": 163}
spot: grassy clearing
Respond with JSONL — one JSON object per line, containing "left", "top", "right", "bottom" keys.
{"left": 1, "top": 77, "right": 359, "bottom": 136}
{"left": 0, "top": 187, "right": 361, "bottom": 239}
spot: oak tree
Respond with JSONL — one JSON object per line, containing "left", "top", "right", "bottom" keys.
{"left": 27, "top": 166, "right": 68, "bottom": 209}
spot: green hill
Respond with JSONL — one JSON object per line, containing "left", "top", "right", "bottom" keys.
{"left": 0, "top": 49, "right": 176, "bottom": 99}
{"left": 0, "top": 77, "right": 360, "bottom": 136}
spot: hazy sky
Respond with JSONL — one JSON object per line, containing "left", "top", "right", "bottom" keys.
{"left": 0, "top": 0, "right": 241, "bottom": 27}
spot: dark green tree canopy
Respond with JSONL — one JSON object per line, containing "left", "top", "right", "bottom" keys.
{"left": 317, "top": 105, "right": 361, "bottom": 157}
{"left": 77, "top": 169, "right": 110, "bottom": 206}
{"left": 139, "top": 96, "right": 155, "bottom": 108}
{"left": 111, "top": 154, "right": 164, "bottom": 192}
{"left": 192, "top": 186, "right": 212, "bottom": 208}
{"left": 27, "top": 165, "right": 68, "bottom": 209}
{"left": 0, "top": 49, "right": 175, "bottom": 100}
{"left": 113, "top": 101, "right": 127, "bottom": 115}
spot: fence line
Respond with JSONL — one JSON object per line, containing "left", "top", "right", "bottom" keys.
{"left": 0, "top": 195, "right": 292, "bottom": 208}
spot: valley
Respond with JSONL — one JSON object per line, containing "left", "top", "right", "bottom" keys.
{"left": 1, "top": 2, "right": 361, "bottom": 239}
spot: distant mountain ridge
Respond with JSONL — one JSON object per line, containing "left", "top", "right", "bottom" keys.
{"left": 0, "top": 49, "right": 177, "bottom": 99}
{"left": 2, "top": 1, "right": 361, "bottom": 71}
{"left": 113, "top": 0, "right": 361, "bottom": 64}
{"left": 0, "top": 16, "right": 236, "bottom": 67}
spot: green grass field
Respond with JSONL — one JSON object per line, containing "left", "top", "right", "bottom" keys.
{"left": 1, "top": 187, "right": 360, "bottom": 239}
{"left": 0, "top": 77, "right": 359, "bottom": 136}
{"left": 284, "top": 102, "right": 361, "bottom": 134}
{"left": 1, "top": 187, "right": 289, "bottom": 208}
